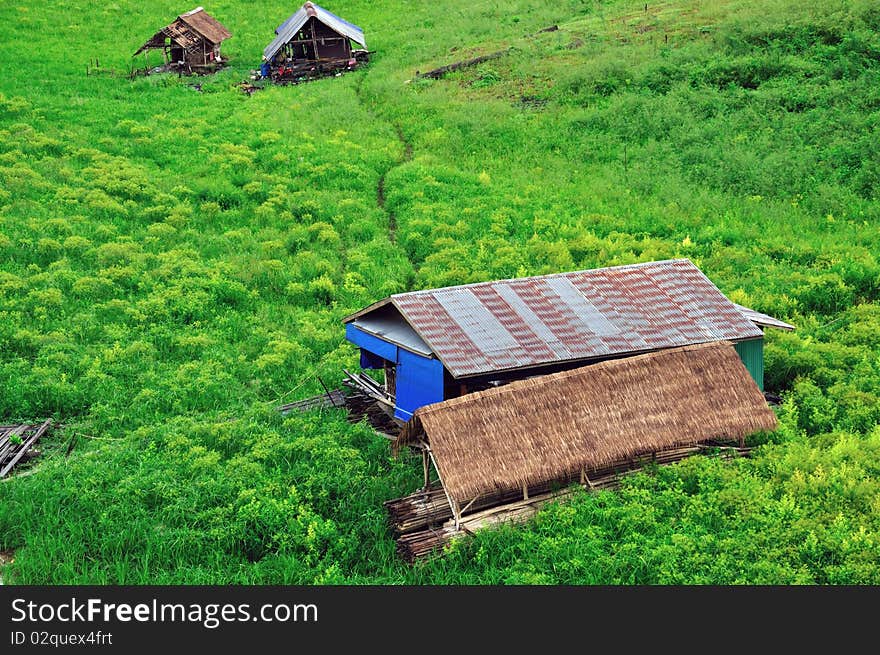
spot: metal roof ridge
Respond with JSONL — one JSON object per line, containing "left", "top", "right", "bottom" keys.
{"left": 390, "top": 258, "right": 693, "bottom": 299}
{"left": 733, "top": 303, "right": 796, "bottom": 330}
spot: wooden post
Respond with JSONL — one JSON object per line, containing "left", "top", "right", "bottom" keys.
{"left": 460, "top": 495, "right": 480, "bottom": 514}
{"left": 317, "top": 375, "right": 337, "bottom": 407}
{"left": 581, "top": 468, "right": 595, "bottom": 489}
{"left": 421, "top": 448, "right": 430, "bottom": 490}
{"left": 310, "top": 19, "right": 319, "bottom": 61}
{"left": 426, "top": 447, "right": 459, "bottom": 530}
{"left": 522, "top": 482, "right": 529, "bottom": 500}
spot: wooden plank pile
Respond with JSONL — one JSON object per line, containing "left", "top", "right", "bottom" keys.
{"left": 342, "top": 369, "right": 393, "bottom": 404}
{"left": 279, "top": 390, "right": 346, "bottom": 415}
{"left": 342, "top": 391, "right": 400, "bottom": 438}
{"left": 278, "top": 387, "right": 401, "bottom": 439}
{"left": 387, "top": 443, "right": 751, "bottom": 563}
{"left": 0, "top": 420, "right": 52, "bottom": 478}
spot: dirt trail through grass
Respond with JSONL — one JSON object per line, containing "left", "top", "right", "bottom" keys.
{"left": 379, "top": 124, "right": 414, "bottom": 243}
{"left": 355, "top": 74, "right": 413, "bottom": 245}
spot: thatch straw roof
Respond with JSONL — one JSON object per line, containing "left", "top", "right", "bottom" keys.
{"left": 397, "top": 342, "right": 777, "bottom": 506}
{"left": 134, "top": 7, "right": 231, "bottom": 56}
{"left": 178, "top": 7, "right": 231, "bottom": 45}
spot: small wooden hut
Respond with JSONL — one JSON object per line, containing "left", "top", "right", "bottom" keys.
{"left": 134, "top": 7, "right": 231, "bottom": 73}
{"left": 263, "top": 2, "right": 368, "bottom": 78}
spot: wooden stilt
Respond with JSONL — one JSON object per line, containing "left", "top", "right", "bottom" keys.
{"left": 426, "top": 446, "right": 458, "bottom": 530}
{"left": 460, "top": 495, "right": 480, "bottom": 515}
{"left": 581, "top": 467, "right": 595, "bottom": 489}
{"left": 421, "top": 448, "right": 430, "bottom": 490}
{"left": 310, "top": 19, "right": 319, "bottom": 61}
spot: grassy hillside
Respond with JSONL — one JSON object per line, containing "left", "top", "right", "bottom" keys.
{"left": 0, "top": 0, "right": 878, "bottom": 583}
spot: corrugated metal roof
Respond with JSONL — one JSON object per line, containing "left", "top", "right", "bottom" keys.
{"left": 733, "top": 304, "right": 795, "bottom": 331}
{"left": 264, "top": 2, "right": 366, "bottom": 60}
{"left": 347, "top": 259, "right": 765, "bottom": 379}
{"left": 352, "top": 312, "right": 433, "bottom": 357}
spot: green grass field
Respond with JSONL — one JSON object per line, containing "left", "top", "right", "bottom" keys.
{"left": 0, "top": 0, "right": 878, "bottom": 584}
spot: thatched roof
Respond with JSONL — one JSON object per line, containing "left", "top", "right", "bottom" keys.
{"left": 178, "top": 7, "right": 231, "bottom": 44}
{"left": 397, "top": 342, "right": 777, "bottom": 506}
{"left": 134, "top": 7, "right": 231, "bottom": 56}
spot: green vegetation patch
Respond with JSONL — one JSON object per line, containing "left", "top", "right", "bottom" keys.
{"left": 0, "top": 0, "right": 878, "bottom": 583}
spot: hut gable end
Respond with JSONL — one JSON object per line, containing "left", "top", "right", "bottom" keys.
{"left": 264, "top": 2, "right": 366, "bottom": 62}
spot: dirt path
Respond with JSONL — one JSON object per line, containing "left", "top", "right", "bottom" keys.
{"left": 354, "top": 74, "right": 413, "bottom": 245}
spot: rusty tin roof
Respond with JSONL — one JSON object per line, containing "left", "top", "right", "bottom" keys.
{"left": 345, "top": 259, "right": 768, "bottom": 379}
{"left": 733, "top": 303, "right": 795, "bottom": 331}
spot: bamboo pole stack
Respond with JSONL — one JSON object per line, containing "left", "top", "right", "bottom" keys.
{"left": 343, "top": 391, "right": 401, "bottom": 438}
{"left": 279, "top": 390, "right": 346, "bottom": 415}
{"left": 0, "top": 420, "right": 52, "bottom": 478}
{"left": 388, "top": 444, "right": 752, "bottom": 563}
{"left": 278, "top": 388, "right": 402, "bottom": 438}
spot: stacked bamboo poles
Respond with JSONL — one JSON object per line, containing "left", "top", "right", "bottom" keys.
{"left": 343, "top": 392, "right": 401, "bottom": 438}
{"left": 277, "top": 388, "right": 402, "bottom": 438}
{"left": 390, "top": 444, "right": 752, "bottom": 563}
{"left": 386, "top": 479, "right": 567, "bottom": 535}
{"left": 0, "top": 420, "right": 52, "bottom": 478}
{"left": 279, "top": 390, "right": 346, "bottom": 415}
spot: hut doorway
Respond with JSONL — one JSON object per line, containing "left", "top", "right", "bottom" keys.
{"left": 384, "top": 361, "right": 397, "bottom": 400}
